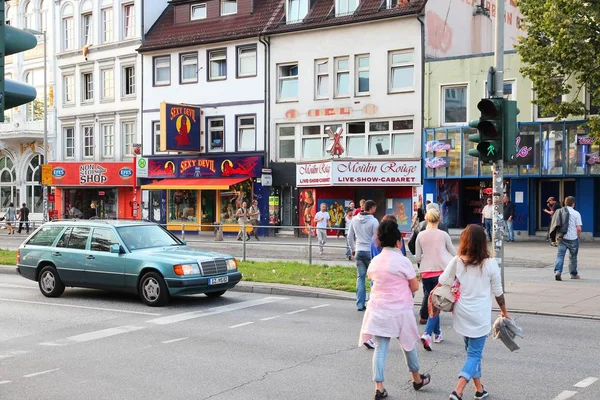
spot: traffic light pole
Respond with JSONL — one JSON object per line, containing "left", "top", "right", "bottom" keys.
{"left": 42, "top": 30, "right": 48, "bottom": 223}
{"left": 493, "top": 0, "right": 505, "bottom": 289}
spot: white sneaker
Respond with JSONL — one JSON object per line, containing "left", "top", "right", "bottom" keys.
{"left": 364, "top": 339, "right": 375, "bottom": 349}
{"left": 433, "top": 332, "right": 443, "bottom": 343}
{"left": 420, "top": 333, "right": 432, "bottom": 351}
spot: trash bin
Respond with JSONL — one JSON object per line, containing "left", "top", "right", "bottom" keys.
{"left": 214, "top": 221, "right": 223, "bottom": 241}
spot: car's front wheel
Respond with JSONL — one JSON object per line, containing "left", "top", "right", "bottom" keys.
{"left": 38, "top": 265, "right": 65, "bottom": 298}
{"left": 139, "top": 271, "right": 169, "bottom": 307}
{"left": 205, "top": 290, "right": 226, "bottom": 298}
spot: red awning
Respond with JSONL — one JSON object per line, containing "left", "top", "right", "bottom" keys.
{"left": 140, "top": 177, "right": 248, "bottom": 190}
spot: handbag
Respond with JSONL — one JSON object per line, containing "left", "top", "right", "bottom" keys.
{"left": 428, "top": 256, "right": 461, "bottom": 315}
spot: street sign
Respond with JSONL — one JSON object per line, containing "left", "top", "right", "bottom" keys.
{"left": 41, "top": 164, "right": 53, "bottom": 185}
{"left": 261, "top": 173, "right": 272, "bottom": 187}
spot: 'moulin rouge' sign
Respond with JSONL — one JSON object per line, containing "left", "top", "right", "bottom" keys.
{"left": 160, "top": 102, "right": 202, "bottom": 152}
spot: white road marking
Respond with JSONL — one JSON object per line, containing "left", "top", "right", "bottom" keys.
{"left": 552, "top": 391, "right": 578, "bottom": 400}
{"left": 67, "top": 325, "right": 144, "bottom": 343}
{"left": 310, "top": 304, "right": 330, "bottom": 309}
{"left": 0, "top": 298, "right": 161, "bottom": 316}
{"left": 574, "top": 377, "right": 599, "bottom": 388}
{"left": 162, "top": 337, "right": 189, "bottom": 344}
{"left": 0, "top": 380, "right": 11, "bottom": 385}
{"left": 229, "top": 322, "right": 254, "bottom": 329}
{"left": 260, "top": 315, "right": 281, "bottom": 321}
{"left": 23, "top": 368, "right": 60, "bottom": 378}
{"left": 287, "top": 309, "right": 307, "bottom": 315}
{"left": 0, "top": 350, "right": 31, "bottom": 359}
{"left": 146, "top": 297, "right": 287, "bottom": 325}
{"left": 0, "top": 283, "right": 37, "bottom": 290}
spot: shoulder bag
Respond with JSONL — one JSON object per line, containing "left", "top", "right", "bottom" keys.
{"left": 428, "top": 256, "right": 461, "bottom": 315}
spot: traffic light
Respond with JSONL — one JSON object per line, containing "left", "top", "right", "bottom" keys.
{"left": 468, "top": 98, "right": 504, "bottom": 164}
{"left": 0, "top": 4, "right": 38, "bottom": 122}
{"left": 503, "top": 100, "right": 521, "bottom": 163}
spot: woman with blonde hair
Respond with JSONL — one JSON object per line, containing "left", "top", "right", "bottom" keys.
{"left": 415, "top": 208, "right": 456, "bottom": 350}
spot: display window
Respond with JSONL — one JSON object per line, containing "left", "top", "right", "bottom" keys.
{"left": 168, "top": 189, "right": 198, "bottom": 222}
{"left": 219, "top": 180, "right": 253, "bottom": 224}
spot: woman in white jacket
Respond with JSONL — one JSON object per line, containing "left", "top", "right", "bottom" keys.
{"left": 439, "top": 224, "right": 511, "bottom": 400}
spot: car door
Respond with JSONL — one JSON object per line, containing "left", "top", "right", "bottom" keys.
{"left": 84, "top": 228, "right": 125, "bottom": 288}
{"left": 52, "top": 227, "right": 91, "bottom": 286}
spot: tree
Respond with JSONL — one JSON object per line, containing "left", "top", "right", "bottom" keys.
{"left": 516, "top": 0, "right": 600, "bottom": 143}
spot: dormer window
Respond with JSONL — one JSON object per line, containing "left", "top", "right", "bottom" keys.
{"left": 191, "top": 4, "right": 207, "bottom": 20}
{"left": 287, "top": 0, "right": 308, "bottom": 23}
{"left": 221, "top": 0, "right": 237, "bottom": 16}
{"left": 335, "top": 0, "right": 358, "bottom": 16}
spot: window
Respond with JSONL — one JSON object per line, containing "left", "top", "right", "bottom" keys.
{"left": 221, "top": 0, "right": 237, "bottom": 15}
{"left": 63, "top": 75, "right": 75, "bottom": 104}
{"left": 101, "top": 69, "right": 114, "bottom": 99}
{"left": 123, "top": 66, "right": 136, "bottom": 96}
{"left": 39, "top": 0, "right": 47, "bottom": 32}
{"left": 83, "top": 126, "right": 94, "bottom": 157}
{"left": 65, "top": 127, "right": 75, "bottom": 158}
{"left": 191, "top": 4, "right": 207, "bottom": 20}
{"left": 335, "top": 0, "right": 358, "bottom": 16}
{"left": 168, "top": 190, "right": 198, "bottom": 223}
{"left": 63, "top": 16, "right": 74, "bottom": 50}
{"left": 385, "top": 0, "right": 399, "bottom": 8}
{"left": 278, "top": 63, "right": 298, "bottom": 101}
{"left": 153, "top": 56, "right": 171, "bottom": 86}
{"left": 442, "top": 85, "right": 467, "bottom": 125}
{"left": 237, "top": 116, "right": 255, "bottom": 151}
{"left": 153, "top": 121, "right": 161, "bottom": 153}
{"left": 237, "top": 46, "right": 257, "bottom": 77}
{"left": 180, "top": 53, "right": 198, "bottom": 83}
{"left": 65, "top": 227, "right": 91, "bottom": 250}
{"left": 287, "top": 0, "right": 308, "bottom": 22}
{"left": 102, "top": 124, "right": 114, "bottom": 158}
{"left": 82, "top": 13, "right": 92, "bottom": 46}
{"left": 102, "top": 8, "right": 114, "bottom": 43}
{"left": 278, "top": 126, "right": 296, "bottom": 159}
{"left": 301, "top": 125, "right": 340, "bottom": 159}
{"left": 82, "top": 72, "right": 93, "bottom": 101}
{"left": 587, "top": 84, "right": 599, "bottom": 115}
{"left": 208, "top": 49, "right": 227, "bottom": 80}
{"left": 208, "top": 118, "right": 224, "bottom": 152}
{"left": 123, "top": 4, "right": 135, "bottom": 39}
{"left": 335, "top": 57, "right": 350, "bottom": 97}
{"left": 91, "top": 229, "right": 120, "bottom": 252}
{"left": 123, "top": 121, "right": 136, "bottom": 156}
{"left": 315, "top": 59, "right": 329, "bottom": 99}
{"left": 25, "top": 1, "right": 34, "bottom": 29}
{"left": 25, "top": 155, "right": 43, "bottom": 213}
{"left": 389, "top": 50, "right": 414, "bottom": 92}
{"left": 25, "top": 70, "right": 43, "bottom": 121}
{"left": 355, "top": 54, "right": 370, "bottom": 95}
{"left": 219, "top": 182, "right": 252, "bottom": 224}
{"left": 26, "top": 226, "right": 64, "bottom": 247}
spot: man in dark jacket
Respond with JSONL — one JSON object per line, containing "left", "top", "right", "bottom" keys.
{"left": 18, "top": 203, "right": 30, "bottom": 234}
{"left": 503, "top": 195, "right": 516, "bottom": 242}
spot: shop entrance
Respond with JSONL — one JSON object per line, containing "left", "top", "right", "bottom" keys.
{"left": 281, "top": 187, "right": 294, "bottom": 227}
{"left": 355, "top": 188, "right": 386, "bottom": 220}
{"left": 538, "top": 179, "right": 575, "bottom": 229}
{"left": 63, "top": 188, "right": 118, "bottom": 219}
{"left": 200, "top": 190, "right": 217, "bottom": 226}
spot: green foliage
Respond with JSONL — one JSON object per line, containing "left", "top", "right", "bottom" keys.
{"left": 516, "top": 0, "right": 600, "bottom": 143}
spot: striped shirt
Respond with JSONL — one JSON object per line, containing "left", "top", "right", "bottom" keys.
{"left": 563, "top": 206, "right": 582, "bottom": 240}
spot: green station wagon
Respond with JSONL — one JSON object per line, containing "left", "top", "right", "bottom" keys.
{"left": 16, "top": 220, "right": 242, "bottom": 306}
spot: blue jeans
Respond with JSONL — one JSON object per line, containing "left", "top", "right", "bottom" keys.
{"left": 459, "top": 335, "right": 487, "bottom": 381}
{"left": 505, "top": 219, "right": 514, "bottom": 241}
{"left": 554, "top": 238, "right": 579, "bottom": 276}
{"left": 345, "top": 235, "right": 351, "bottom": 257}
{"left": 484, "top": 219, "right": 492, "bottom": 241}
{"left": 355, "top": 251, "right": 371, "bottom": 310}
{"left": 421, "top": 276, "right": 441, "bottom": 332}
{"left": 373, "top": 336, "right": 420, "bottom": 382}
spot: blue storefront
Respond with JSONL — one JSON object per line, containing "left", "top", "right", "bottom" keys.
{"left": 423, "top": 121, "right": 600, "bottom": 238}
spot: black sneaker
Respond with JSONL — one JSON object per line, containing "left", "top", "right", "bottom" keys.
{"left": 475, "top": 388, "right": 489, "bottom": 399}
{"left": 412, "top": 373, "right": 431, "bottom": 390}
{"left": 555, "top": 273, "right": 562, "bottom": 281}
{"left": 374, "top": 389, "right": 388, "bottom": 400}
{"left": 449, "top": 391, "right": 462, "bottom": 400}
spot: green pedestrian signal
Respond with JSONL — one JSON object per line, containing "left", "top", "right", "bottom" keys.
{"left": 468, "top": 98, "right": 504, "bottom": 164}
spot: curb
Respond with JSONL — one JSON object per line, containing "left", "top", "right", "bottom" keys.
{"left": 0, "top": 265, "right": 16, "bottom": 275}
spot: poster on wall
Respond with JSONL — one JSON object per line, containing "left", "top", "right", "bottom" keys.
{"left": 159, "top": 102, "right": 202, "bottom": 152}
{"left": 318, "top": 199, "right": 347, "bottom": 236}
{"left": 269, "top": 196, "right": 281, "bottom": 226}
{"left": 386, "top": 198, "right": 412, "bottom": 232}
{"left": 299, "top": 189, "right": 316, "bottom": 237}
{"left": 437, "top": 180, "right": 460, "bottom": 228}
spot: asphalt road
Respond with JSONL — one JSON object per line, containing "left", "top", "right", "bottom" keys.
{"left": 1, "top": 273, "right": 599, "bottom": 400}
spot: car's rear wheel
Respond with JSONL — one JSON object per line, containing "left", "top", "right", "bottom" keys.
{"left": 205, "top": 290, "right": 226, "bottom": 298}
{"left": 38, "top": 265, "right": 65, "bottom": 298}
{"left": 139, "top": 271, "right": 169, "bottom": 307}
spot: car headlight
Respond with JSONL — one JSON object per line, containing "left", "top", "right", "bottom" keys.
{"left": 173, "top": 263, "right": 200, "bottom": 276}
{"left": 226, "top": 259, "right": 238, "bottom": 271}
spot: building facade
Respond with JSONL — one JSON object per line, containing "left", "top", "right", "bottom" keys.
{"left": 1, "top": 0, "right": 55, "bottom": 222}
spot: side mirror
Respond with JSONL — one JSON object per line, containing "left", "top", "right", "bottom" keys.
{"left": 110, "top": 244, "right": 121, "bottom": 254}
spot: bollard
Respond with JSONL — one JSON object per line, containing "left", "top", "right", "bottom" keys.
{"left": 214, "top": 221, "right": 223, "bottom": 241}
{"left": 308, "top": 231, "right": 313, "bottom": 265}
{"left": 242, "top": 221, "right": 247, "bottom": 262}
{"left": 181, "top": 223, "right": 185, "bottom": 242}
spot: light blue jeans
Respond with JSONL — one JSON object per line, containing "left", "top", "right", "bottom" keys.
{"left": 484, "top": 219, "right": 492, "bottom": 241}
{"left": 554, "top": 238, "right": 579, "bottom": 276}
{"left": 505, "top": 219, "right": 514, "bottom": 241}
{"left": 424, "top": 314, "right": 441, "bottom": 337}
{"left": 355, "top": 251, "right": 371, "bottom": 310}
{"left": 459, "top": 335, "right": 487, "bottom": 381}
{"left": 373, "top": 336, "right": 420, "bottom": 382}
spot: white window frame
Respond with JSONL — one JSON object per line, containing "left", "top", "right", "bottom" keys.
{"left": 153, "top": 121, "right": 161, "bottom": 154}
{"left": 24, "top": 1, "right": 34, "bottom": 29}
{"left": 335, "top": 0, "right": 359, "bottom": 16}
{"left": 102, "top": 123, "right": 114, "bottom": 158}
{"left": 355, "top": 54, "right": 370, "bottom": 96}
{"left": 82, "top": 72, "right": 94, "bottom": 102}
{"left": 101, "top": 68, "right": 114, "bottom": 100}
{"left": 122, "top": 121, "right": 136, "bottom": 157}
{"left": 180, "top": 53, "right": 198, "bottom": 84}
{"left": 83, "top": 126, "right": 94, "bottom": 158}
{"left": 123, "top": 3, "right": 135, "bottom": 39}
{"left": 237, "top": 46, "right": 257, "bottom": 78}
{"left": 101, "top": 8, "right": 113, "bottom": 43}
{"left": 277, "top": 126, "right": 296, "bottom": 160}
{"left": 286, "top": 0, "right": 309, "bottom": 23}
{"left": 315, "top": 59, "right": 329, "bottom": 100}
{"left": 153, "top": 56, "right": 171, "bottom": 86}
{"left": 441, "top": 84, "right": 469, "bottom": 126}
{"left": 64, "top": 127, "right": 75, "bottom": 158}
{"left": 39, "top": 1, "right": 48, "bottom": 32}
{"left": 191, "top": 3, "right": 207, "bottom": 20}
{"left": 277, "top": 63, "right": 299, "bottom": 102}
{"left": 334, "top": 56, "right": 350, "bottom": 98}
{"left": 385, "top": 0, "right": 399, "bottom": 8}
{"left": 237, "top": 116, "right": 256, "bottom": 151}
{"left": 123, "top": 65, "right": 136, "bottom": 97}
{"left": 63, "top": 74, "right": 75, "bottom": 104}
{"left": 208, "top": 49, "right": 227, "bottom": 81}
{"left": 388, "top": 49, "right": 415, "bottom": 93}
{"left": 81, "top": 12, "right": 92, "bottom": 46}
{"left": 221, "top": 0, "right": 237, "bottom": 15}
{"left": 208, "top": 117, "right": 225, "bottom": 152}
{"left": 63, "top": 16, "right": 74, "bottom": 50}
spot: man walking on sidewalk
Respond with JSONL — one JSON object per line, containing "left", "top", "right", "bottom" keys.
{"left": 554, "top": 196, "right": 582, "bottom": 281}
{"left": 481, "top": 198, "right": 493, "bottom": 241}
{"left": 503, "top": 194, "right": 515, "bottom": 242}
{"left": 248, "top": 200, "right": 261, "bottom": 240}
{"left": 314, "top": 203, "right": 330, "bottom": 255}
{"left": 17, "top": 203, "right": 30, "bottom": 234}
{"left": 544, "top": 197, "right": 561, "bottom": 246}
{"left": 348, "top": 200, "right": 379, "bottom": 311}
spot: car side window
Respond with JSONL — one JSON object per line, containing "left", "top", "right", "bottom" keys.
{"left": 26, "top": 226, "right": 65, "bottom": 247}
{"left": 66, "top": 227, "right": 91, "bottom": 250}
{"left": 90, "top": 228, "right": 120, "bottom": 252}
{"left": 56, "top": 227, "right": 72, "bottom": 248}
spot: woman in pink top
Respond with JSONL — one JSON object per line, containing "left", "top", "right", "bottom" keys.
{"left": 359, "top": 219, "right": 431, "bottom": 400}
{"left": 415, "top": 208, "right": 456, "bottom": 350}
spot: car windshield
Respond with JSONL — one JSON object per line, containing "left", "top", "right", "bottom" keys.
{"left": 117, "top": 225, "right": 183, "bottom": 251}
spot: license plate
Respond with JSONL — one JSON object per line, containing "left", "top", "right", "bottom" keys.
{"left": 209, "top": 276, "right": 229, "bottom": 285}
